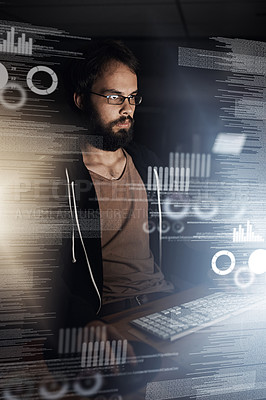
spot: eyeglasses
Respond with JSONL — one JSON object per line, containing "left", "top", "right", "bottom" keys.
{"left": 90, "top": 91, "right": 142, "bottom": 105}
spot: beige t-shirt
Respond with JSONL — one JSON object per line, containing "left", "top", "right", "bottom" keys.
{"left": 90, "top": 150, "right": 174, "bottom": 304}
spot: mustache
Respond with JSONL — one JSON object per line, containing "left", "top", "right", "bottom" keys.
{"left": 110, "top": 115, "right": 134, "bottom": 127}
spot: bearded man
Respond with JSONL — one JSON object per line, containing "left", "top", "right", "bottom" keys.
{"left": 51, "top": 40, "right": 174, "bottom": 340}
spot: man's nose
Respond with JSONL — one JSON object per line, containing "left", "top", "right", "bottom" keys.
{"left": 120, "top": 98, "right": 135, "bottom": 115}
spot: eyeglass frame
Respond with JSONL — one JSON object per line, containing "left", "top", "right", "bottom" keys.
{"left": 89, "top": 91, "right": 142, "bottom": 105}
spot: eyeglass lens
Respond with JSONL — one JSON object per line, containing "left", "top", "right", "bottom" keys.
{"left": 108, "top": 95, "right": 142, "bottom": 105}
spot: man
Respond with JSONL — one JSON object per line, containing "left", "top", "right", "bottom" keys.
{"left": 52, "top": 40, "right": 174, "bottom": 337}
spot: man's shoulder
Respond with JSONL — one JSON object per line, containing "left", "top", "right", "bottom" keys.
{"left": 54, "top": 152, "right": 89, "bottom": 182}
{"left": 125, "top": 141, "right": 162, "bottom": 167}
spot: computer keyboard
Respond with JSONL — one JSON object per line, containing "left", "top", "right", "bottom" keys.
{"left": 131, "top": 292, "right": 265, "bottom": 341}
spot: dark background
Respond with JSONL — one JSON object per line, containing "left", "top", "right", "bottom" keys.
{"left": 1, "top": 0, "right": 265, "bottom": 288}
{"left": 1, "top": 0, "right": 266, "bottom": 158}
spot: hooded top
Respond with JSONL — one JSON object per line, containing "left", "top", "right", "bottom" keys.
{"left": 46, "top": 141, "right": 165, "bottom": 348}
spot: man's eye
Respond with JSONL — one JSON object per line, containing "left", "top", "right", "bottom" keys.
{"left": 109, "top": 95, "right": 120, "bottom": 100}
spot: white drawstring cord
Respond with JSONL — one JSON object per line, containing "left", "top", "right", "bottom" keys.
{"left": 65, "top": 168, "right": 76, "bottom": 263}
{"left": 71, "top": 181, "right": 102, "bottom": 314}
{"left": 153, "top": 167, "right": 162, "bottom": 269}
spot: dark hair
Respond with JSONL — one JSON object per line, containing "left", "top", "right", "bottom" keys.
{"left": 63, "top": 39, "right": 139, "bottom": 112}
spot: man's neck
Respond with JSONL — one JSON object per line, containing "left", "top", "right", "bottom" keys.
{"left": 81, "top": 144, "right": 126, "bottom": 180}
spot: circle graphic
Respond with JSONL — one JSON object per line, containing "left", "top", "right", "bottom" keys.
{"left": 158, "top": 220, "right": 170, "bottom": 234}
{"left": 211, "top": 250, "right": 235, "bottom": 276}
{"left": 172, "top": 221, "right": 185, "bottom": 234}
{"left": 234, "top": 267, "right": 254, "bottom": 289}
{"left": 143, "top": 221, "right": 156, "bottom": 233}
{"left": 248, "top": 249, "right": 266, "bottom": 275}
{"left": 0, "top": 82, "right": 26, "bottom": 109}
{"left": 4, "top": 388, "right": 32, "bottom": 400}
{"left": 39, "top": 381, "right": 68, "bottom": 400}
{"left": 26, "top": 66, "right": 58, "bottom": 95}
{"left": 193, "top": 202, "right": 218, "bottom": 220}
{"left": 0, "top": 63, "right": 8, "bottom": 89}
{"left": 163, "top": 196, "right": 189, "bottom": 221}
{"left": 73, "top": 373, "right": 102, "bottom": 396}
{"left": 4, "top": 379, "right": 34, "bottom": 400}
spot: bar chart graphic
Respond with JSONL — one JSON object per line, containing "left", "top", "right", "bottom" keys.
{"left": 169, "top": 152, "right": 211, "bottom": 179}
{"left": 233, "top": 221, "right": 264, "bottom": 243}
{"left": 58, "top": 325, "right": 128, "bottom": 368}
{"left": 0, "top": 27, "right": 33, "bottom": 55}
{"left": 58, "top": 326, "right": 85, "bottom": 354}
{"left": 147, "top": 166, "right": 190, "bottom": 192}
{"left": 81, "top": 338, "right": 128, "bottom": 368}
{"left": 147, "top": 152, "right": 211, "bottom": 192}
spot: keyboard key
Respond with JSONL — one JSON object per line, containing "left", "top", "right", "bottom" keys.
{"left": 131, "top": 292, "right": 266, "bottom": 341}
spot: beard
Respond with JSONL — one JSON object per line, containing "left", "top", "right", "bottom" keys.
{"left": 83, "top": 106, "right": 134, "bottom": 152}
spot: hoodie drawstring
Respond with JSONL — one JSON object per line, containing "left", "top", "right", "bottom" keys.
{"left": 153, "top": 167, "right": 162, "bottom": 269}
{"left": 65, "top": 168, "right": 76, "bottom": 263}
{"left": 65, "top": 168, "right": 101, "bottom": 314}
{"left": 64, "top": 165, "right": 162, "bottom": 315}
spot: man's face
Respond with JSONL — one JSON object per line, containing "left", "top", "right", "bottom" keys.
{"left": 81, "top": 60, "right": 138, "bottom": 151}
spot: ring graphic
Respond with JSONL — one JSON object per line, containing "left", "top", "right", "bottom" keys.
{"left": 0, "top": 82, "right": 26, "bottom": 109}
{"left": 73, "top": 373, "right": 103, "bottom": 396}
{"left": 234, "top": 267, "right": 254, "bottom": 289}
{"left": 193, "top": 202, "right": 218, "bottom": 220}
{"left": 26, "top": 65, "right": 58, "bottom": 95}
{"left": 211, "top": 250, "right": 235, "bottom": 276}
{"left": 4, "top": 379, "right": 34, "bottom": 400}
{"left": 39, "top": 381, "right": 68, "bottom": 399}
{"left": 163, "top": 196, "right": 189, "bottom": 221}
{"left": 158, "top": 220, "right": 170, "bottom": 234}
{"left": 143, "top": 221, "right": 156, "bottom": 233}
{"left": 172, "top": 221, "right": 185, "bottom": 234}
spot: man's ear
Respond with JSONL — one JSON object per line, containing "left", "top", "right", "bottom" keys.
{"left": 73, "top": 93, "right": 84, "bottom": 110}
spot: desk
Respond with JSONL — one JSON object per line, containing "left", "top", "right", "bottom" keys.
{"left": 4, "top": 287, "right": 266, "bottom": 400}
{"left": 99, "top": 286, "right": 212, "bottom": 399}
{"left": 104, "top": 286, "right": 208, "bottom": 353}
{"left": 103, "top": 286, "right": 266, "bottom": 400}
{"left": 2, "top": 288, "right": 204, "bottom": 400}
